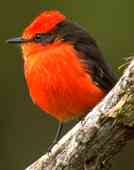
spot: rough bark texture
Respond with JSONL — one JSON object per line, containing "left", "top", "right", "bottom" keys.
{"left": 25, "top": 57, "right": 134, "bottom": 170}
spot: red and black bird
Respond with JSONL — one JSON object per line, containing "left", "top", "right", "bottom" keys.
{"left": 7, "top": 10, "right": 117, "bottom": 147}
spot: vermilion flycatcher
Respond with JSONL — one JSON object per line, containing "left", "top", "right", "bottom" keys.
{"left": 7, "top": 10, "right": 117, "bottom": 147}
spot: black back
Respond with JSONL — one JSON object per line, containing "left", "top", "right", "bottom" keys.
{"left": 54, "top": 20, "right": 117, "bottom": 92}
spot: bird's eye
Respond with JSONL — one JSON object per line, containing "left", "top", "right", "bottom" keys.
{"left": 33, "top": 33, "right": 55, "bottom": 43}
{"left": 33, "top": 33, "right": 45, "bottom": 43}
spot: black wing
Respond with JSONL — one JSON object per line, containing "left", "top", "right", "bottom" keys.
{"left": 55, "top": 20, "right": 117, "bottom": 92}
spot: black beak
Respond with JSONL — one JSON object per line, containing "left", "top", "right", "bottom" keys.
{"left": 6, "top": 37, "right": 31, "bottom": 44}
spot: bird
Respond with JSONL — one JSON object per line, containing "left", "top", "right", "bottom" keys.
{"left": 7, "top": 10, "right": 117, "bottom": 148}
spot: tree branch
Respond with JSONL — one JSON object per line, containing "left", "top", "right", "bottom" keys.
{"left": 25, "top": 57, "right": 134, "bottom": 170}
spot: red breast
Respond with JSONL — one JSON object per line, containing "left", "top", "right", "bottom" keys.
{"left": 23, "top": 41, "right": 105, "bottom": 122}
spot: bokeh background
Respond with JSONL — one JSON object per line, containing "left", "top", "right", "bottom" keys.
{"left": 1, "top": 0, "right": 134, "bottom": 170}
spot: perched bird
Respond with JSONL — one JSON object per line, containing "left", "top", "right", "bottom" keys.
{"left": 7, "top": 10, "right": 117, "bottom": 147}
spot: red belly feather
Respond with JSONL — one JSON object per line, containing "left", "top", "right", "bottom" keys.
{"left": 24, "top": 43, "right": 105, "bottom": 122}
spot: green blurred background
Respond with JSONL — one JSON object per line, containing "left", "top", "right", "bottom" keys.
{"left": 1, "top": 0, "right": 134, "bottom": 170}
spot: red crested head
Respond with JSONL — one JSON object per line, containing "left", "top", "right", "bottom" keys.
{"left": 23, "top": 10, "right": 65, "bottom": 39}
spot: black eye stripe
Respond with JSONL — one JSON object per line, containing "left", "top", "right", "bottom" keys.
{"left": 33, "top": 33, "right": 55, "bottom": 43}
